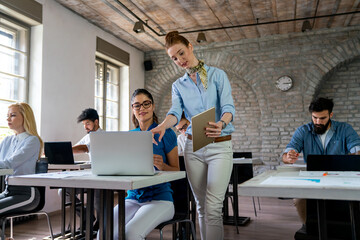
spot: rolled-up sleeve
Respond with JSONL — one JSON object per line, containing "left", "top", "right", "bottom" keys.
{"left": 167, "top": 82, "right": 183, "bottom": 125}
{"left": 216, "top": 70, "right": 235, "bottom": 120}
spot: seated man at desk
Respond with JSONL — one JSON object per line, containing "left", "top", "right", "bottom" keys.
{"left": 282, "top": 97, "right": 360, "bottom": 230}
{"left": 72, "top": 108, "right": 103, "bottom": 156}
{"left": 62, "top": 108, "right": 102, "bottom": 230}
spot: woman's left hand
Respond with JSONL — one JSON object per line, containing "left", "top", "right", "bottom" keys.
{"left": 153, "top": 154, "right": 165, "bottom": 170}
{"left": 205, "top": 121, "right": 222, "bottom": 138}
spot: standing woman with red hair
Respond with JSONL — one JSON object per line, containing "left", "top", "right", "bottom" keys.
{"left": 0, "top": 102, "right": 42, "bottom": 216}
{"left": 151, "top": 31, "right": 235, "bottom": 240}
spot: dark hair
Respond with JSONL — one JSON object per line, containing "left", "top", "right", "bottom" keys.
{"left": 77, "top": 108, "right": 99, "bottom": 123}
{"left": 131, "top": 88, "right": 158, "bottom": 128}
{"left": 308, "top": 98, "right": 334, "bottom": 113}
{"left": 165, "top": 31, "right": 190, "bottom": 49}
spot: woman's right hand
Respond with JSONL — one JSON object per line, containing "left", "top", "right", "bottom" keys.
{"left": 150, "top": 124, "right": 166, "bottom": 145}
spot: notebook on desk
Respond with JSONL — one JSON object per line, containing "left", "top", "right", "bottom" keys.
{"left": 89, "top": 131, "right": 155, "bottom": 176}
{"left": 45, "top": 141, "right": 82, "bottom": 165}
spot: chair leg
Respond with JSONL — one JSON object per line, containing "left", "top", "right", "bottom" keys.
{"left": 1, "top": 219, "right": 6, "bottom": 240}
{"left": 10, "top": 217, "right": 13, "bottom": 239}
{"left": 159, "top": 228, "right": 163, "bottom": 240}
{"left": 257, "top": 197, "right": 261, "bottom": 210}
{"left": 252, "top": 197, "right": 257, "bottom": 217}
{"left": 229, "top": 196, "right": 239, "bottom": 234}
{"left": 43, "top": 212, "right": 54, "bottom": 240}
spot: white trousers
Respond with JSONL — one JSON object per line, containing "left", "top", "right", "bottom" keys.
{"left": 112, "top": 199, "right": 174, "bottom": 240}
{"left": 184, "top": 139, "right": 233, "bottom": 240}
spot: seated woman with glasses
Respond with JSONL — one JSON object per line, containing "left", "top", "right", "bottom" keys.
{"left": 110, "top": 88, "right": 179, "bottom": 240}
{"left": 0, "top": 103, "right": 42, "bottom": 216}
{"left": 175, "top": 112, "right": 190, "bottom": 156}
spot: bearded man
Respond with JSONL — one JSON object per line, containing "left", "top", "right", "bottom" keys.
{"left": 282, "top": 97, "right": 360, "bottom": 229}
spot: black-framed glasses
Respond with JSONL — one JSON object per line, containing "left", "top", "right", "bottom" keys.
{"left": 131, "top": 100, "right": 152, "bottom": 110}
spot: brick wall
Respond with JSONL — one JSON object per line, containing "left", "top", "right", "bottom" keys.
{"left": 144, "top": 26, "right": 360, "bottom": 166}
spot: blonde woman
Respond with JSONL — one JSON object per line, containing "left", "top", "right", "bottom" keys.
{"left": 0, "top": 102, "right": 42, "bottom": 215}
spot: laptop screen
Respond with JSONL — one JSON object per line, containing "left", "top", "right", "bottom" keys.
{"left": 306, "top": 154, "right": 360, "bottom": 171}
{"left": 44, "top": 142, "right": 75, "bottom": 164}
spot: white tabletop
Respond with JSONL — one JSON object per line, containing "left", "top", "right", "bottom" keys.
{"left": 0, "top": 169, "right": 13, "bottom": 175}
{"left": 233, "top": 157, "right": 262, "bottom": 165}
{"left": 48, "top": 162, "right": 91, "bottom": 170}
{"left": 238, "top": 169, "right": 360, "bottom": 201}
{"left": 8, "top": 170, "right": 186, "bottom": 190}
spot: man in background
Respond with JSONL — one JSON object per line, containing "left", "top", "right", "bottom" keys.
{"left": 282, "top": 97, "right": 360, "bottom": 231}
{"left": 73, "top": 108, "right": 102, "bottom": 155}
{"left": 63, "top": 108, "right": 103, "bottom": 231}
{"left": 175, "top": 112, "right": 190, "bottom": 156}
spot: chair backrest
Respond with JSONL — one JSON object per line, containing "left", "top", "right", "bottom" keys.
{"left": 32, "top": 160, "right": 48, "bottom": 212}
{"left": 231, "top": 152, "right": 253, "bottom": 184}
{"left": 171, "top": 156, "right": 190, "bottom": 216}
{"left": 233, "top": 152, "right": 252, "bottom": 158}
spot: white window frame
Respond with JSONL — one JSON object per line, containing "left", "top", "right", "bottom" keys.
{"left": 0, "top": 13, "right": 30, "bottom": 140}
{"left": 95, "top": 57, "right": 121, "bottom": 131}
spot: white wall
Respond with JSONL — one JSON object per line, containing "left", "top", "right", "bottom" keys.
{"left": 32, "top": 0, "right": 145, "bottom": 212}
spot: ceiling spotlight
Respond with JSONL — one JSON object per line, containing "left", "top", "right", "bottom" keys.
{"left": 133, "top": 21, "right": 145, "bottom": 33}
{"left": 196, "top": 32, "right": 207, "bottom": 43}
{"left": 301, "top": 20, "right": 312, "bottom": 32}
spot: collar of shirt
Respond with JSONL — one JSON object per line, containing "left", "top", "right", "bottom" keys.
{"left": 133, "top": 122, "right": 158, "bottom": 132}
{"left": 180, "top": 64, "right": 209, "bottom": 82}
{"left": 16, "top": 132, "right": 30, "bottom": 142}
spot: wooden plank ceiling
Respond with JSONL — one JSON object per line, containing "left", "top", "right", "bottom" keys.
{"left": 55, "top": 0, "right": 360, "bottom": 51}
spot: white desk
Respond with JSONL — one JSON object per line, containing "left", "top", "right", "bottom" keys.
{"left": 0, "top": 169, "right": 14, "bottom": 175}
{"left": 239, "top": 170, "right": 360, "bottom": 239}
{"left": 8, "top": 170, "right": 185, "bottom": 240}
{"left": 233, "top": 157, "right": 262, "bottom": 165}
{"left": 48, "top": 162, "right": 91, "bottom": 171}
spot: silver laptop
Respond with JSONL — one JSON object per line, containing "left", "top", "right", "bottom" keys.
{"left": 89, "top": 131, "right": 155, "bottom": 176}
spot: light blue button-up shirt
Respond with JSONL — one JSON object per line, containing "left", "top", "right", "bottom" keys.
{"left": 167, "top": 64, "right": 235, "bottom": 136}
{"left": 284, "top": 120, "right": 360, "bottom": 162}
{"left": 0, "top": 132, "right": 40, "bottom": 175}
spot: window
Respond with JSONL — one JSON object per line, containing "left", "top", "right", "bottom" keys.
{"left": 0, "top": 15, "right": 29, "bottom": 140}
{"left": 95, "top": 58, "right": 120, "bottom": 131}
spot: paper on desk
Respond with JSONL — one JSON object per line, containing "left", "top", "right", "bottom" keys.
{"left": 299, "top": 171, "right": 360, "bottom": 177}
{"left": 261, "top": 176, "right": 321, "bottom": 186}
{"left": 17, "top": 171, "right": 92, "bottom": 179}
{"left": 261, "top": 175, "right": 360, "bottom": 187}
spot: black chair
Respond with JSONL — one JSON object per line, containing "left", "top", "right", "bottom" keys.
{"left": 155, "top": 156, "right": 196, "bottom": 240}
{"left": 0, "top": 160, "right": 54, "bottom": 240}
{"left": 223, "top": 152, "right": 259, "bottom": 233}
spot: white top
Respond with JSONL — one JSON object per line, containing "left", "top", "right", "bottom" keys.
{"left": 74, "top": 128, "right": 103, "bottom": 153}
{"left": 319, "top": 128, "right": 330, "bottom": 149}
{"left": 0, "top": 132, "right": 40, "bottom": 176}
{"left": 177, "top": 134, "right": 186, "bottom": 156}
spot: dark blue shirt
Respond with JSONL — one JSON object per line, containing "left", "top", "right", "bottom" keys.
{"left": 126, "top": 122, "right": 177, "bottom": 202}
{"left": 285, "top": 120, "right": 360, "bottom": 162}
